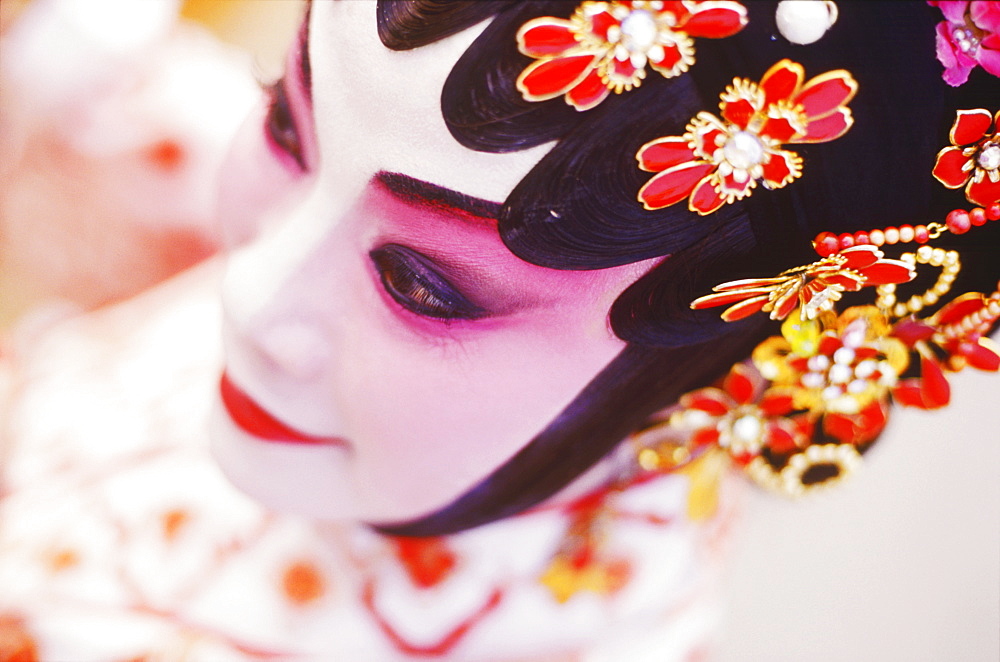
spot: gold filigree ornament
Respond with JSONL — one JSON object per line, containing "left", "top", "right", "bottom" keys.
{"left": 676, "top": 197, "right": 999, "bottom": 496}
{"left": 876, "top": 245, "right": 961, "bottom": 319}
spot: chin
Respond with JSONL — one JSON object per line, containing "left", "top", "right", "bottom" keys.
{"left": 208, "top": 401, "right": 360, "bottom": 521}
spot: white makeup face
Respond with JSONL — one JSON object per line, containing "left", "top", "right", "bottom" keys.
{"left": 211, "top": 1, "right": 654, "bottom": 524}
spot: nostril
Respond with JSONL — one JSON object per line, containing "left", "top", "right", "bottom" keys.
{"left": 253, "top": 320, "right": 331, "bottom": 381}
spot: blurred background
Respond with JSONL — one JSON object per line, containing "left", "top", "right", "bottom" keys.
{"left": 0, "top": 0, "right": 302, "bottom": 330}
{"left": 1, "top": 2, "right": 997, "bottom": 660}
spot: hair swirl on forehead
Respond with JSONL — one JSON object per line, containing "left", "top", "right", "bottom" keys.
{"left": 376, "top": 0, "right": 508, "bottom": 51}
{"left": 372, "top": 1, "right": 1000, "bottom": 536}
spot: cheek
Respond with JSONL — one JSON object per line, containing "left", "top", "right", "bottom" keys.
{"left": 337, "top": 299, "right": 626, "bottom": 515}
{"left": 216, "top": 100, "right": 306, "bottom": 248}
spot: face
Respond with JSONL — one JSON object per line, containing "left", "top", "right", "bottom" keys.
{"left": 211, "top": 1, "right": 654, "bottom": 524}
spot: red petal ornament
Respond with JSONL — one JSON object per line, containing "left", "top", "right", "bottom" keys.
{"left": 824, "top": 400, "right": 888, "bottom": 444}
{"left": 966, "top": 175, "right": 1000, "bottom": 208}
{"left": 760, "top": 391, "right": 795, "bottom": 416}
{"left": 724, "top": 365, "right": 756, "bottom": 405}
{"left": 964, "top": 339, "right": 1000, "bottom": 371}
{"left": 638, "top": 162, "right": 714, "bottom": 210}
{"left": 637, "top": 137, "right": 697, "bottom": 171}
{"left": 713, "top": 277, "right": 790, "bottom": 291}
{"left": 798, "top": 108, "right": 853, "bottom": 143}
{"left": 685, "top": 390, "right": 731, "bottom": 416}
{"left": 692, "top": 427, "right": 722, "bottom": 448}
{"left": 840, "top": 245, "right": 881, "bottom": 269}
{"left": 589, "top": 8, "right": 618, "bottom": 40}
{"left": 691, "top": 288, "right": 776, "bottom": 308}
{"left": 793, "top": 71, "right": 858, "bottom": 119}
{"left": 761, "top": 149, "right": 798, "bottom": 188}
{"left": 518, "top": 55, "right": 596, "bottom": 100}
{"left": 681, "top": 4, "right": 749, "bottom": 38}
{"left": 891, "top": 319, "right": 936, "bottom": 346}
{"left": 893, "top": 380, "right": 926, "bottom": 408}
{"left": 857, "top": 259, "right": 916, "bottom": 285}
{"left": 771, "top": 285, "right": 802, "bottom": 320}
{"left": 936, "top": 294, "right": 987, "bottom": 325}
{"left": 518, "top": 21, "right": 579, "bottom": 57}
{"left": 689, "top": 176, "right": 729, "bottom": 215}
{"left": 692, "top": 122, "right": 727, "bottom": 158}
{"left": 950, "top": 108, "right": 993, "bottom": 145}
{"left": 765, "top": 422, "right": 800, "bottom": 453}
{"left": 759, "top": 59, "right": 804, "bottom": 106}
{"left": 760, "top": 115, "right": 799, "bottom": 143}
{"left": 720, "top": 295, "right": 770, "bottom": 321}
{"left": 916, "top": 356, "right": 952, "bottom": 409}
{"left": 567, "top": 69, "right": 611, "bottom": 111}
{"left": 722, "top": 96, "right": 757, "bottom": 130}
{"left": 650, "top": 41, "right": 685, "bottom": 74}
{"left": 932, "top": 147, "right": 973, "bottom": 188}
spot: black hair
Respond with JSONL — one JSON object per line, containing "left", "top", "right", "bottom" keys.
{"left": 373, "top": 1, "right": 1000, "bottom": 536}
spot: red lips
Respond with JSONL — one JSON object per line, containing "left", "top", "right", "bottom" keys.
{"left": 220, "top": 372, "right": 344, "bottom": 446}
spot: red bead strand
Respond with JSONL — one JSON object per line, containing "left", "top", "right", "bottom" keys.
{"left": 946, "top": 209, "right": 971, "bottom": 234}
{"left": 811, "top": 207, "right": 996, "bottom": 256}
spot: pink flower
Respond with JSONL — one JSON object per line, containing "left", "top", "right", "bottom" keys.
{"left": 636, "top": 59, "right": 857, "bottom": 215}
{"left": 930, "top": 1, "right": 1000, "bottom": 86}
{"left": 516, "top": 1, "right": 747, "bottom": 111}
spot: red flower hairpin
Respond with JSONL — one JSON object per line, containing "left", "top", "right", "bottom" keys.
{"left": 659, "top": 205, "right": 1000, "bottom": 495}
{"left": 690, "top": 245, "right": 916, "bottom": 322}
{"left": 636, "top": 59, "right": 857, "bottom": 215}
{"left": 516, "top": 0, "right": 748, "bottom": 111}
{"left": 932, "top": 108, "right": 1000, "bottom": 207}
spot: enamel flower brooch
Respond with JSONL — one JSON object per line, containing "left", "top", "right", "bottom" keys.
{"left": 636, "top": 59, "right": 857, "bottom": 215}
{"left": 516, "top": 0, "right": 747, "bottom": 111}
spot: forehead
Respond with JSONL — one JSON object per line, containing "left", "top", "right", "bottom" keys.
{"left": 310, "top": 1, "right": 552, "bottom": 204}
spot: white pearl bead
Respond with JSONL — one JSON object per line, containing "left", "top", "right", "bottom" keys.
{"left": 732, "top": 415, "right": 763, "bottom": 444}
{"left": 621, "top": 10, "right": 658, "bottom": 52}
{"left": 979, "top": 144, "right": 1000, "bottom": 171}
{"left": 833, "top": 346, "right": 855, "bottom": 366}
{"left": 775, "top": 1, "right": 838, "bottom": 45}
{"left": 828, "top": 363, "right": 853, "bottom": 384}
{"left": 723, "top": 131, "right": 765, "bottom": 170}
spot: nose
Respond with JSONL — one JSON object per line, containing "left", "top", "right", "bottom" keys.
{"left": 243, "top": 317, "right": 331, "bottom": 382}
{"left": 221, "top": 207, "right": 337, "bottom": 383}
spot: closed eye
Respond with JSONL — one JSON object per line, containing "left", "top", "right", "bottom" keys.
{"left": 264, "top": 78, "right": 307, "bottom": 171}
{"left": 371, "top": 244, "right": 487, "bottom": 321}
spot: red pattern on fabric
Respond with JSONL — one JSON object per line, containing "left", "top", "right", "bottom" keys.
{"left": 361, "top": 581, "right": 504, "bottom": 657}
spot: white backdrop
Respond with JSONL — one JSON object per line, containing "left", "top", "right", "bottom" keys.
{"left": 718, "top": 364, "right": 1000, "bottom": 661}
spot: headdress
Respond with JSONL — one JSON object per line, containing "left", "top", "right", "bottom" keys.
{"left": 515, "top": 0, "right": 999, "bottom": 498}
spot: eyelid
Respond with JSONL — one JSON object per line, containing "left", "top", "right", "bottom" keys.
{"left": 263, "top": 77, "right": 308, "bottom": 171}
{"left": 371, "top": 244, "right": 488, "bottom": 321}
{"left": 260, "top": 12, "right": 317, "bottom": 173}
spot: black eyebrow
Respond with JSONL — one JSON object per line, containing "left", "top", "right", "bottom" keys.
{"left": 376, "top": 171, "right": 502, "bottom": 220}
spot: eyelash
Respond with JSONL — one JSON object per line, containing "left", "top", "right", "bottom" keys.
{"left": 264, "top": 78, "right": 307, "bottom": 171}
{"left": 371, "top": 245, "right": 487, "bottom": 321}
